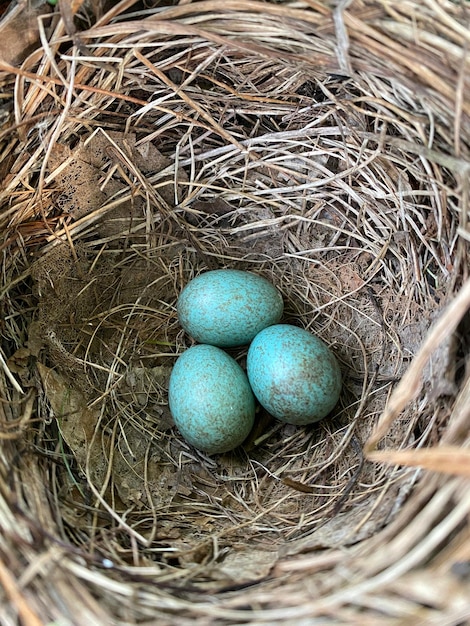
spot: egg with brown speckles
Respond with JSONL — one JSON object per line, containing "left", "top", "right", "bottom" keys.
{"left": 177, "top": 269, "right": 283, "bottom": 348}
{"left": 168, "top": 344, "right": 255, "bottom": 454}
{"left": 246, "top": 324, "right": 341, "bottom": 425}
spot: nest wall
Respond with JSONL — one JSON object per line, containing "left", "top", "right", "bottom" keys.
{"left": 0, "top": 1, "right": 470, "bottom": 624}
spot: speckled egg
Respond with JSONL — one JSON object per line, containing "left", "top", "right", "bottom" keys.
{"left": 177, "top": 269, "right": 283, "bottom": 348}
{"left": 246, "top": 324, "right": 341, "bottom": 425}
{"left": 168, "top": 344, "right": 255, "bottom": 454}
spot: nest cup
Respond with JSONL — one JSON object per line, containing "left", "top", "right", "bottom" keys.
{"left": 1, "top": 2, "right": 470, "bottom": 624}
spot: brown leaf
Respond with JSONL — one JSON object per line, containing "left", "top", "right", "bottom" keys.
{"left": 36, "top": 363, "right": 105, "bottom": 482}
{"left": 0, "top": 1, "right": 51, "bottom": 65}
{"left": 365, "top": 278, "right": 470, "bottom": 452}
{"left": 217, "top": 549, "right": 278, "bottom": 583}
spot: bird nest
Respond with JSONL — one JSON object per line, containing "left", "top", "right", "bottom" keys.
{"left": 1, "top": 1, "right": 470, "bottom": 624}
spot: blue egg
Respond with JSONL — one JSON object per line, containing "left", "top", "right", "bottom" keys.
{"left": 247, "top": 324, "right": 341, "bottom": 425}
{"left": 177, "top": 269, "right": 283, "bottom": 348}
{"left": 168, "top": 344, "right": 255, "bottom": 454}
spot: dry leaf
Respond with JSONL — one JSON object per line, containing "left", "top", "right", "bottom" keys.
{"left": 37, "top": 363, "right": 178, "bottom": 508}
{"left": 279, "top": 486, "right": 403, "bottom": 556}
{"left": 49, "top": 131, "right": 183, "bottom": 225}
{"left": 217, "top": 549, "right": 278, "bottom": 583}
{"left": 366, "top": 278, "right": 470, "bottom": 451}
{"left": 36, "top": 362, "right": 107, "bottom": 484}
{"left": 123, "top": 366, "right": 172, "bottom": 410}
{"left": 0, "top": 1, "right": 50, "bottom": 65}
{"left": 48, "top": 143, "right": 108, "bottom": 219}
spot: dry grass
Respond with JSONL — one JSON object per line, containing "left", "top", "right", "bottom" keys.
{"left": 0, "top": 1, "right": 470, "bottom": 624}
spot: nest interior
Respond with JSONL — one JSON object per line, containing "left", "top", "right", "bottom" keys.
{"left": 1, "top": 1, "right": 470, "bottom": 624}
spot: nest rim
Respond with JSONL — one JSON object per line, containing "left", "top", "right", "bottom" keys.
{"left": 1, "top": 1, "right": 470, "bottom": 624}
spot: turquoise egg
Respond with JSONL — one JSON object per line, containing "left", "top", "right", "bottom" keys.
{"left": 168, "top": 344, "right": 255, "bottom": 454}
{"left": 177, "top": 269, "right": 283, "bottom": 348}
{"left": 246, "top": 324, "right": 341, "bottom": 425}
